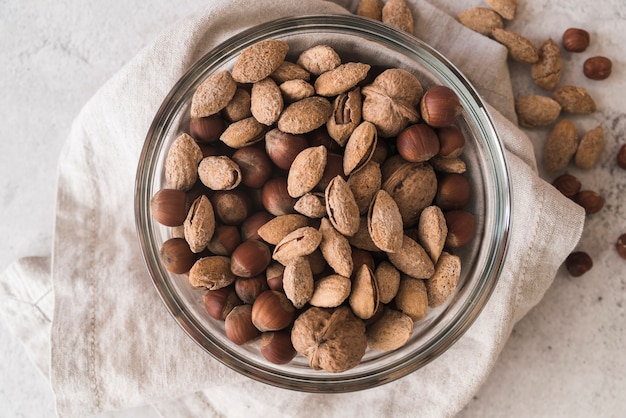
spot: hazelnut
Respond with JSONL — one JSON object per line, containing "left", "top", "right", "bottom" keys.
{"left": 260, "top": 331, "right": 297, "bottom": 364}
{"left": 573, "top": 190, "right": 605, "bottom": 214}
{"left": 203, "top": 286, "right": 242, "bottom": 320}
{"left": 562, "top": 28, "right": 590, "bottom": 52}
{"left": 551, "top": 173, "right": 582, "bottom": 197}
{"left": 435, "top": 173, "right": 471, "bottom": 210}
{"left": 316, "top": 153, "right": 345, "bottom": 191}
{"left": 616, "top": 234, "right": 626, "bottom": 260}
{"left": 264, "top": 128, "right": 309, "bottom": 170}
{"left": 230, "top": 239, "right": 271, "bottom": 278}
{"left": 261, "top": 178, "right": 297, "bottom": 216}
{"left": 190, "top": 115, "right": 226, "bottom": 143}
{"left": 211, "top": 189, "right": 252, "bottom": 225}
{"left": 396, "top": 123, "right": 440, "bottom": 162}
{"left": 206, "top": 225, "right": 241, "bottom": 256}
{"left": 150, "top": 189, "right": 189, "bottom": 226}
{"left": 565, "top": 251, "right": 593, "bottom": 277}
{"left": 436, "top": 125, "right": 466, "bottom": 158}
{"left": 231, "top": 146, "right": 273, "bottom": 189}
{"left": 235, "top": 275, "right": 269, "bottom": 304}
{"left": 159, "top": 238, "right": 196, "bottom": 274}
{"left": 420, "top": 85, "right": 462, "bottom": 128}
{"left": 583, "top": 56, "right": 612, "bottom": 80}
{"left": 443, "top": 210, "right": 475, "bottom": 247}
{"left": 307, "top": 126, "right": 343, "bottom": 154}
{"left": 240, "top": 211, "right": 274, "bottom": 242}
{"left": 251, "top": 290, "right": 296, "bottom": 332}
{"left": 617, "top": 144, "right": 626, "bottom": 170}
{"left": 265, "top": 262, "right": 285, "bottom": 291}
{"left": 225, "top": 304, "right": 261, "bottom": 345}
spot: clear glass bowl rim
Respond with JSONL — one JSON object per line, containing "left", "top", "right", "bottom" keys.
{"left": 135, "top": 13, "right": 512, "bottom": 392}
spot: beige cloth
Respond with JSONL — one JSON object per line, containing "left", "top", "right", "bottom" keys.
{"left": 0, "top": 0, "right": 585, "bottom": 417}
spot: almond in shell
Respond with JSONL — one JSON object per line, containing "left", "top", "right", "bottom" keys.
{"left": 343, "top": 121, "right": 378, "bottom": 176}
{"left": 190, "top": 70, "right": 237, "bottom": 118}
{"left": 251, "top": 77, "right": 284, "bottom": 125}
{"left": 188, "top": 256, "right": 236, "bottom": 290}
{"left": 374, "top": 260, "right": 401, "bottom": 304}
{"left": 327, "top": 88, "right": 362, "bottom": 147}
{"left": 457, "top": 7, "right": 503, "bottom": 36}
{"left": 184, "top": 195, "right": 216, "bottom": 253}
{"left": 232, "top": 39, "right": 289, "bottom": 83}
{"left": 283, "top": 257, "right": 314, "bottom": 309}
{"left": 552, "top": 85, "right": 596, "bottom": 114}
{"left": 257, "top": 214, "right": 309, "bottom": 245}
{"left": 349, "top": 264, "right": 379, "bottom": 320}
{"left": 417, "top": 205, "right": 448, "bottom": 263}
{"left": 367, "top": 189, "right": 403, "bottom": 253}
{"left": 198, "top": 156, "right": 242, "bottom": 190}
{"left": 294, "top": 193, "right": 327, "bottom": 218}
{"left": 272, "top": 226, "right": 323, "bottom": 265}
{"left": 165, "top": 133, "right": 203, "bottom": 191}
{"left": 387, "top": 235, "right": 435, "bottom": 279}
{"left": 277, "top": 96, "right": 333, "bottom": 135}
{"left": 220, "top": 116, "right": 266, "bottom": 148}
{"left": 543, "top": 118, "right": 579, "bottom": 173}
{"left": 515, "top": 95, "right": 561, "bottom": 128}
{"left": 347, "top": 160, "right": 382, "bottom": 215}
{"left": 319, "top": 217, "right": 353, "bottom": 278}
{"left": 531, "top": 38, "right": 562, "bottom": 91}
{"left": 492, "top": 28, "right": 538, "bottom": 64}
{"left": 325, "top": 175, "right": 361, "bottom": 237}
{"left": 574, "top": 125, "right": 604, "bottom": 169}
{"left": 366, "top": 308, "right": 413, "bottom": 351}
{"left": 315, "top": 62, "right": 371, "bottom": 97}
{"left": 394, "top": 275, "right": 428, "bottom": 322}
{"left": 426, "top": 252, "right": 461, "bottom": 307}
{"left": 296, "top": 45, "right": 341, "bottom": 76}
{"left": 287, "top": 145, "right": 328, "bottom": 198}
{"left": 309, "top": 274, "right": 352, "bottom": 308}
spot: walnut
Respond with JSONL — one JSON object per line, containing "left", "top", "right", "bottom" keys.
{"left": 291, "top": 306, "right": 367, "bottom": 372}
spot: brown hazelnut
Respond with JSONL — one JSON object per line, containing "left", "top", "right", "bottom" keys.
{"left": 420, "top": 85, "right": 462, "bottom": 128}
{"left": 617, "top": 144, "right": 626, "bottom": 170}
{"left": 231, "top": 146, "right": 273, "bottom": 189}
{"left": 396, "top": 123, "right": 440, "bottom": 163}
{"left": 211, "top": 189, "right": 252, "bottom": 225}
{"left": 203, "top": 286, "right": 242, "bottom": 320}
{"left": 306, "top": 126, "right": 342, "bottom": 153}
{"left": 235, "top": 275, "right": 269, "bottom": 304}
{"left": 261, "top": 177, "right": 297, "bottom": 216}
{"left": 266, "top": 262, "right": 285, "bottom": 291}
{"left": 230, "top": 239, "right": 271, "bottom": 278}
{"left": 616, "top": 234, "right": 626, "bottom": 260}
{"left": 206, "top": 225, "right": 241, "bottom": 256}
{"left": 225, "top": 304, "right": 261, "bottom": 345}
{"left": 259, "top": 331, "right": 297, "bottom": 364}
{"left": 159, "top": 238, "right": 196, "bottom": 274}
{"left": 189, "top": 114, "right": 226, "bottom": 143}
{"left": 371, "top": 140, "right": 389, "bottom": 165}
{"left": 435, "top": 173, "right": 471, "bottom": 210}
{"left": 264, "top": 128, "right": 309, "bottom": 170}
{"left": 444, "top": 210, "right": 475, "bottom": 247}
{"left": 562, "top": 28, "right": 590, "bottom": 52}
{"left": 240, "top": 211, "right": 274, "bottom": 242}
{"left": 565, "top": 251, "right": 593, "bottom": 277}
{"left": 552, "top": 173, "right": 582, "bottom": 197}
{"left": 573, "top": 190, "right": 605, "bottom": 214}
{"left": 583, "top": 56, "right": 612, "bottom": 80}
{"left": 150, "top": 189, "right": 189, "bottom": 226}
{"left": 436, "top": 125, "right": 466, "bottom": 158}
{"left": 315, "top": 153, "right": 345, "bottom": 191}
{"left": 251, "top": 290, "right": 296, "bottom": 332}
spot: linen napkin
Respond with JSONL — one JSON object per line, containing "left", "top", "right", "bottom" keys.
{"left": 0, "top": 0, "right": 585, "bottom": 417}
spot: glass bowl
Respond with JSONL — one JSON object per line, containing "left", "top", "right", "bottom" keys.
{"left": 135, "top": 14, "right": 511, "bottom": 392}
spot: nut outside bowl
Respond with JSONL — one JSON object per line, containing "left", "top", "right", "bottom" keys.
{"left": 135, "top": 14, "right": 511, "bottom": 392}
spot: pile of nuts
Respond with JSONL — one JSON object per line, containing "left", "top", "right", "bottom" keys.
{"left": 150, "top": 35, "right": 476, "bottom": 372}
{"left": 457, "top": 1, "right": 626, "bottom": 272}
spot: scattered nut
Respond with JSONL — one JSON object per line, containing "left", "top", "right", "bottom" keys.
{"left": 564, "top": 251, "right": 593, "bottom": 277}
{"left": 492, "top": 28, "right": 539, "bottom": 63}
{"left": 356, "top": 0, "right": 383, "bottom": 20}
{"left": 515, "top": 95, "right": 561, "bottom": 127}
{"left": 552, "top": 85, "right": 596, "bottom": 114}
{"left": 381, "top": 0, "right": 415, "bottom": 34}
{"left": 551, "top": 173, "right": 582, "bottom": 197}
{"left": 616, "top": 234, "right": 626, "bottom": 260}
{"left": 575, "top": 125, "right": 604, "bottom": 169}
{"left": 457, "top": 7, "right": 503, "bottom": 36}
{"left": 531, "top": 38, "right": 562, "bottom": 90}
{"left": 573, "top": 190, "right": 605, "bottom": 214}
{"left": 543, "top": 118, "right": 579, "bottom": 173}
{"left": 562, "top": 28, "right": 590, "bottom": 52}
{"left": 583, "top": 56, "right": 612, "bottom": 80}
{"left": 485, "top": 0, "right": 517, "bottom": 20}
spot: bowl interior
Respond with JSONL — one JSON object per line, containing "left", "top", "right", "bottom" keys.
{"left": 135, "top": 14, "right": 511, "bottom": 392}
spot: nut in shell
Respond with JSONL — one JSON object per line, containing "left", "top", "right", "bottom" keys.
{"left": 343, "top": 121, "right": 378, "bottom": 176}
{"left": 319, "top": 217, "right": 353, "bottom": 278}
{"left": 184, "top": 195, "right": 216, "bottom": 253}
{"left": 296, "top": 45, "right": 341, "bottom": 76}
{"left": 257, "top": 214, "right": 309, "bottom": 245}
{"left": 366, "top": 308, "right": 413, "bottom": 351}
{"left": 349, "top": 264, "right": 379, "bottom": 320}
{"left": 225, "top": 304, "right": 261, "bottom": 345}
{"left": 382, "top": 161, "right": 437, "bottom": 227}
{"left": 417, "top": 205, "right": 448, "bottom": 263}
{"left": 314, "top": 62, "right": 371, "bottom": 97}
{"left": 294, "top": 192, "right": 327, "bottom": 218}
{"left": 361, "top": 68, "right": 422, "bottom": 137}
{"left": 190, "top": 70, "right": 237, "bottom": 118}
{"left": 251, "top": 77, "right": 284, "bottom": 125}
{"left": 165, "top": 133, "right": 203, "bottom": 191}
{"left": 492, "top": 28, "right": 538, "bottom": 64}
{"left": 543, "top": 118, "right": 579, "bottom": 173}
{"left": 277, "top": 96, "right": 333, "bottom": 135}
{"left": 347, "top": 160, "right": 382, "bottom": 215}
{"left": 270, "top": 60, "right": 311, "bottom": 84}
{"left": 272, "top": 226, "right": 323, "bottom": 265}
{"left": 198, "top": 156, "right": 242, "bottom": 190}
{"left": 515, "top": 95, "right": 561, "bottom": 128}
{"left": 457, "top": 7, "right": 503, "bottom": 36}
{"left": 291, "top": 306, "right": 367, "bottom": 373}
{"left": 283, "top": 257, "right": 314, "bottom": 309}
{"left": 552, "top": 86, "right": 596, "bottom": 114}
{"left": 531, "top": 38, "right": 562, "bottom": 91}
{"left": 367, "top": 189, "right": 403, "bottom": 253}
{"left": 325, "top": 175, "right": 361, "bottom": 237}
{"left": 485, "top": 0, "right": 517, "bottom": 20}
{"left": 232, "top": 39, "right": 289, "bottom": 83}
{"left": 188, "top": 256, "right": 237, "bottom": 290}
{"left": 220, "top": 116, "right": 266, "bottom": 148}
{"left": 251, "top": 290, "right": 296, "bottom": 331}
{"left": 426, "top": 252, "right": 461, "bottom": 307}
{"left": 387, "top": 235, "right": 435, "bottom": 279}
{"left": 309, "top": 274, "right": 352, "bottom": 308}
{"left": 327, "top": 88, "right": 362, "bottom": 147}
{"left": 287, "top": 146, "right": 328, "bottom": 198}
{"left": 374, "top": 260, "right": 401, "bottom": 304}
{"left": 381, "top": 0, "right": 414, "bottom": 34}
{"left": 584, "top": 56, "right": 612, "bottom": 80}
{"left": 394, "top": 275, "right": 429, "bottom": 322}
{"left": 575, "top": 125, "right": 604, "bottom": 169}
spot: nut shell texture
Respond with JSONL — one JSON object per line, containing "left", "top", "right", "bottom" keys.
{"left": 232, "top": 40, "right": 289, "bottom": 83}
{"left": 190, "top": 70, "right": 237, "bottom": 118}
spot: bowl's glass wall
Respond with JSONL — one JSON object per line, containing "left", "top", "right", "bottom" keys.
{"left": 136, "top": 14, "right": 511, "bottom": 392}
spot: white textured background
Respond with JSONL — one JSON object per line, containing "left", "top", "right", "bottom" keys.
{"left": 1, "top": 0, "right": 625, "bottom": 417}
